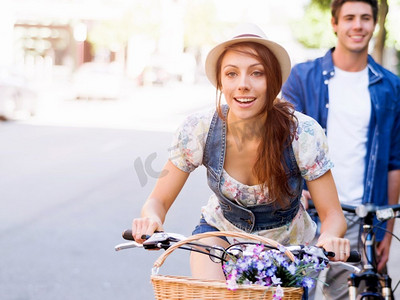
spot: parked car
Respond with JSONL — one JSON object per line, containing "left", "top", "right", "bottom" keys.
{"left": 0, "top": 67, "right": 37, "bottom": 120}
{"left": 71, "top": 62, "right": 124, "bottom": 100}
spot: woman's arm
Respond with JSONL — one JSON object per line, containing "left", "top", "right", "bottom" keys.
{"left": 131, "top": 160, "right": 190, "bottom": 242}
{"left": 306, "top": 170, "right": 350, "bottom": 261}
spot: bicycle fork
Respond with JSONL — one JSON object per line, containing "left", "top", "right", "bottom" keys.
{"left": 348, "top": 272, "right": 393, "bottom": 300}
{"left": 347, "top": 217, "right": 394, "bottom": 299}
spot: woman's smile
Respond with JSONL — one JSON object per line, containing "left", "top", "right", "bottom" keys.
{"left": 234, "top": 97, "right": 256, "bottom": 103}
{"left": 234, "top": 97, "right": 257, "bottom": 108}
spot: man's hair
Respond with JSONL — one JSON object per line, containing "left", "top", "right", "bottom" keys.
{"left": 331, "top": 0, "right": 378, "bottom": 24}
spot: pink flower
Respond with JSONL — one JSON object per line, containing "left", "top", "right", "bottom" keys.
{"left": 226, "top": 276, "right": 238, "bottom": 290}
{"left": 226, "top": 270, "right": 238, "bottom": 290}
{"left": 273, "top": 285, "right": 284, "bottom": 300}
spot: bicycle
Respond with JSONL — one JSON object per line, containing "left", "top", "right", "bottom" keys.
{"left": 308, "top": 202, "right": 400, "bottom": 300}
{"left": 115, "top": 230, "right": 360, "bottom": 300}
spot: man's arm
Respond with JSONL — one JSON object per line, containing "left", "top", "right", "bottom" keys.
{"left": 377, "top": 104, "right": 400, "bottom": 271}
{"left": 376, "top": 169, "right": 400, "bottom": 272}
{"left": 282, "top": 66, "right": 304, "bottom": 112}
{"left": 386, "top": 169, "right": 400, "bottom": 232}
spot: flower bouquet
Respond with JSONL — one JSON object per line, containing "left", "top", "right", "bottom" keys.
{"left": 222, "top": 244, "right": 328, "bottom": 300}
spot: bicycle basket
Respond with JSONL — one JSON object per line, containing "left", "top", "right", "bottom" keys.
{"left": 150, "top": 231, "right": 304, "bottom": 300}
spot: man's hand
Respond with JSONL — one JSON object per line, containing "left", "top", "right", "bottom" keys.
{"left": 376, "top": 233, "right": 392, "bottom": 272}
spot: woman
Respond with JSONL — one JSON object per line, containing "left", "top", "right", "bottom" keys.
{"left": 132, "top": 23, "right": 349, "bottom": 280}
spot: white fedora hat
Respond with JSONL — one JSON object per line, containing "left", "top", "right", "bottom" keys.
{"left": 205, "top": 23, "right": 291, "bottom": 88}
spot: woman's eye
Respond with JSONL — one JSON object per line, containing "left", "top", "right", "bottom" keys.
{"left": 226, "top": 72, "right": 237, "bottom": 77}
{"left": 252, "top": 71, "right": 264, "bottom": 77}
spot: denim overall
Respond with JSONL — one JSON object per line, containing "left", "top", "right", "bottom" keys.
{"left": 203, "top": 106, "right": 309, "bottom": 299}
{"left": 203, "top": 105, "right": 304, "bottom": 233}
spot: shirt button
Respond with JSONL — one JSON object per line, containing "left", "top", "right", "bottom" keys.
{"left": 330, "top": 71, "right": 335, "bottom": 76}
{"left": 322, "top": 70, "right": 328, "bottom": 75}
{"left": 325, "top": 103, "right": 329, "bottom": 108}
{"left": 324, "top": 80, "right": 329, "bottom": 85}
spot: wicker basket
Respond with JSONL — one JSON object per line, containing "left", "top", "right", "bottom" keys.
{"left": 150, "top": 231, "right": 304, "bottom": 300}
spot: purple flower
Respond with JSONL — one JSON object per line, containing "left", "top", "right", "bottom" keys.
{"left": 302, "top": 277, "right": 315, "bottom": 288}
{"left": 269, "top": 267, "right": 278, "bottom": 277}
{"left": 256, "top": 260, "right": 265, "bottom": 271}
{"left": 271, "top": 275, "right": 282, "bottom": 285}
{"left": 222, "top": 245, "right": 327, "bottom": 291}
{"left": 272, "top": 252, "right": 286, "bottom": 265}
{"left": 287, "top": 263, "right": 297, "bottom": 275}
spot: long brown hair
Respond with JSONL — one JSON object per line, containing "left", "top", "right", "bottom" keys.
{"left": 215, "top": 42, "right": 297, "bottom": 206}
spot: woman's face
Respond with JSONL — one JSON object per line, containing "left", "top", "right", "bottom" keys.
{"left": 220, "top": 46, "right": 267, "bottom": 122}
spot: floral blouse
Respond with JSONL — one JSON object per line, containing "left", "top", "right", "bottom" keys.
{"left": 169, "top": 107, "right": 333, "bottom": 245}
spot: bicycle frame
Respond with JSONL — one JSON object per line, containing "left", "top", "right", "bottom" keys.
{"left": 341, "top": 203, "right": 400, "bottom": 300}
{"left": 347, "top": 209, "right": 390, "bottom": 299}
{"left": 307, "top": 201, "right": 400, "bottom": 299}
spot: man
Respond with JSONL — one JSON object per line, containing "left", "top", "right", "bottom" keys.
{"left": 282, "top": 0, "right": 400, "bottom": 299}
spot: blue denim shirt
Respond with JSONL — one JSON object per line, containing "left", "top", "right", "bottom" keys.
{"left": 202, "top": 105, "right": 303, "bottom": 233}
{"left": 282, "top": 48, "right": 400, "bottom": 217}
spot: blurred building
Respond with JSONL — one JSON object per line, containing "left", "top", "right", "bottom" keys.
{"left": 0, "top": 0, "right": 131, "bottom": 118}
{"left": 2, "top": 0, "right": 191, "bottom": 85}
{"left": 4, "top": 1, "right": 126, "bottom": 72}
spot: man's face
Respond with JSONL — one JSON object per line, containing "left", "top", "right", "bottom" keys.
{"left": 332, "top": 1, "right": 376, "bottom": 54}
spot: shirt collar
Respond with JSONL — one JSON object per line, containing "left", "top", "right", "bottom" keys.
{"left": 322, "top": 47, "right": 383, "bottom": 84}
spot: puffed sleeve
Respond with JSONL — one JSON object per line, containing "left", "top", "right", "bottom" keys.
{"left": 292, "top": 112, "right": 334, "bottom": 181}
{"left": 168, "top": 109, "right": 213, "bottom": 173}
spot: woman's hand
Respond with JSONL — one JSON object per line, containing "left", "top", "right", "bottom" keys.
{"left": 131, "top": 217, "right": 163, "bottom": 243}
{"left": 316, "top": 233, "right": 350, "bottom": 262}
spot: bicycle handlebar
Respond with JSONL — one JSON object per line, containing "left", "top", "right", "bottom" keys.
{"left": 118, "top": 229, "right": 361, "bottom": 263}
{"left": 308, "top": 201, "right": 400, "bottom": 222}
{"left": 340, "top": 203, "right": 400, "bottom": 221}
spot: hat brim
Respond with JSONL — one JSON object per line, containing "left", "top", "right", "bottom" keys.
{"left": 205, "top": 37, "right": 291, "bottom": 88}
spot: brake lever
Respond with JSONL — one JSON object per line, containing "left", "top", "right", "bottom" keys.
{"left": 300, "top": 245, "right": 331, "bottom": 264}
{"left": 142, "top": 232, "right": 186, "bottom": 250}
{"left": 114, "top": 241, "right": 143, "bottom": 251}
{"left": 330, "top": 261, "right": 361, "bottom": 273}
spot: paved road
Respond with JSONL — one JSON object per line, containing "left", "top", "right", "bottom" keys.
{"left": 0, "top": 121, "right": 210, "bottom": 300}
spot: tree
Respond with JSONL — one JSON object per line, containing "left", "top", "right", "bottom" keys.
{"left": 373, "top": 0, "right": 389, "bottom": 64}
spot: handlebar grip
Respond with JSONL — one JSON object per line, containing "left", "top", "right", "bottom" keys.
{"left": 347, "top": 250, "right": 361, "bottom": 263}
{"left": 122, "top": 229, "right": 157, "bottom": 241}
{"left": 122, "top": 229, "right": 134, "bottom": 241}
{"left": 325, "top": 249, "right": 360, "bottom": 262}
